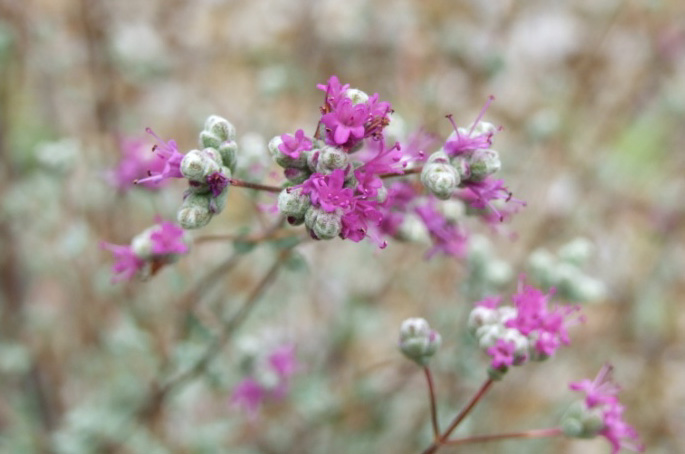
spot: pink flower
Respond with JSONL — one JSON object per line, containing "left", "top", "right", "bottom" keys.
{"left": 279, "top": 129, "right": 313, "bottom": 159}
{"left": 506, "top": 276, "right": 582, "bottom": 357}
{"left": 134, "top": 128, "right": 184, "bottom": 185}
{"left": 301, "top": 170, "right": 355, "bottom": 213}
{"left": 476, "top": 295, "right": 502, "bottom": 309}
{"left": 106, "top": 137, "right": 169, "bottom": 191}
{"left": 321, "top": 97, "right": 369, "bottom": 145}
{"left": 99, "top": 242, "right": 145, "bottom": 282}
{"left": 317, "top": 75, "right": 350, "bottom": 110}
{"left": 444, "top": 96, "right": 498, "bottom": 157}
{"left": 570, "top": 365, "right": 644, "bottom": 454}
{"left": 268, "top": 344, "right": 297, "bottom": 380}
{"left": 570, "top": 363, "right": 620, "bottom": 408}
{"left": 231, "top": 378, "right": 265, "bottom": 417}
{"left": 150, "top": 220, "right": 188, "bottom": 255}
{"left": 487, "top": 339, "right": 516, "bottom": 369}
{"left": 415, "top": 202, "right": 468, "bottom": 259}
{"left": 206, "top": 171, "right": 229, "bottom": 198}
{"left": 459, "top": 178, "right": 525, "bottom": 222}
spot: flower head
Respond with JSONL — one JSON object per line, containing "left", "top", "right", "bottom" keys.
{"left": 566, "top": 365, "right": 644, "bottom": 454}
{"left": 444, "top": 96, "right": 498, "bottom": 157}
{"left": 134, "top": 128, "right": 184, "bottom": 185}
{"left": 279, "top": 129, "right": 313, "bottom": 159}
{"left": 106, "top": 137, "right": 169, "bottom": 191}
{"left": 100, "top": 242, "right": 145, "bottom": 283}
{"left": 149, "top": 219, "right": 189, "bottom": 255}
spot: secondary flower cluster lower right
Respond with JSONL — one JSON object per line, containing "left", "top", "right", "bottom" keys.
{"left": 468, "top": 275, "right": 583, "bottom": 379}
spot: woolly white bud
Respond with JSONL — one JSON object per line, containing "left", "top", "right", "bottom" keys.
{"left": 218, "top": 141, "right": 238, "bottom": 171}
{"left": 398, "top": 318, "right": 441, "bottom": 366}
{"left": 177, "top": 193, "right": 212, "bottom": 229}
{"left": 467, "top": 306, "right": 499, "bottom": 336}
{"left": 315, "top": 145, "right": 349, "bottom": 174}
{"left": 345, "top": 88, "right": 369, "bottom": 105}
{"left": 305, "top": 207, "right": 342, "bottom": 240}
{"left": 278, "top": 188, "right": 311, "bottom": 219}
{"left": 421, "top": 162, "right": 460, "bottom": 200}
{"left": 180, "top": 149, "right": 221, "bottom": 182}
{"left": 468, "top": 149, "right": 501, "bottom": 181}
{"left": 204, "top": 115, "right": 236, "bottom": 142}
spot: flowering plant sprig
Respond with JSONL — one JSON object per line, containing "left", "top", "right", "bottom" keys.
{"left": 398, "top": 280, "right": 642, "bottom": 454}
{"left": 100, "top": 218, "right": 189, "bottom": 282}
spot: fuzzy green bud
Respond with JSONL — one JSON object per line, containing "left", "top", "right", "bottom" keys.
{"left": 468, "top": 149, "right": 501, "bottom": 181}
{"left": 421, "top": 162, "right": 461, "bottom": 200}
{"left": 180, "top": 149, "right": 221, "bottom": 182}
{"left": 398, "top": 318, "right": 441, "bottom": 366}
{"left": 316, "top": 145, "right": 349, "bottom": 174}
{"left": 278, "top": 188, "right": 311, "bottom": 219}
{"left": 177, "top": 193, "right": 212, "bottom": 229}
{"left": 204, "top": 115, "right": 236, "bottom": 142}
{"left": 305, "top": 207, "right": 342, "bottom": 240}
{"left": 345, "top": 88, "right": 369, "bottom": 104}
{"left": 561, "top": 401, "right": 605, "bottom": 438}
{"left": 218, "top": 140, "right": 238, "bottom": 172}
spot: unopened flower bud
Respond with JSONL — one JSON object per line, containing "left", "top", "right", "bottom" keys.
{"left": 475, "top": 324, "right": 504, "bottom": 350}
{"left": 284, "top": 167, "right": 311, "bottom": 184}
{"left": 421, "top": 162, "right": 460, "bottom": 200}
{"left": 177, "top": 193, "right": 212, "bottom": 229}
{"left": 278, "top": 188, "right": 311, "bottom": 219}
{"left": 204, "top": 115, "right": 236, "bottom": 142}
{"left": 345, "top": 88, "right": 369, "bottom": 105}
{"left": 200, "top": 130, "right": 222, "bottom": 150}
{"left": 467, "top": 306, "right": 499, "bottom": 336}
{"left": 305, "top": 207, "right": 342, "bottom": 240}
{"left": 316, "top": 145, "right": 349, "bottom": 173}
{"left": 426, "top": 150, "right": 450, "bottom": 165}
{"left": 559, "top": 237, "right": 594, "bottom": 267}
{"left": 180, "top": 149, "right": 221, "bottom": 182}
{"left": 561, "top": 402, "right": 604, "bottom": 438}
{"left": 398, "top": 318, "right": 441, "bottom": 366}
{"left": 218, "top": 141, "right": 238, "bottom": 171}
{"left": 468, "top": 149, "right": 501, "bottom": 181}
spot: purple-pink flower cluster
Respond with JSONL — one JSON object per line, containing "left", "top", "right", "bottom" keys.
{"left": 268, "top": 76, "right": 525, "bottom": 256}
{"left": 101, "top": 219, "right": 188, "bottom": 282}
{"left": 231, "top": 344, "right": 297, "bottom": 418}
{"left": 468, "top": 276, "right": 582, "bottom": 375}
{"left": 567, "top": 364, "right": 644, "bottom": 454}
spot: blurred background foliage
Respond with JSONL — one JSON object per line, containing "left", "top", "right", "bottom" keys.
{"left": 0, "top": 0, "right": 684, "bottom": 453}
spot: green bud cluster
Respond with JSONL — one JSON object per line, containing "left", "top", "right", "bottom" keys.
{"left": 177, "top": 115, "right": 237, "bottom": 230}
{"left": 398, "top": 318, "right": 441, "bottom": 366}
{"left": 527, "top": 238, "right": 606, "bottom": 302}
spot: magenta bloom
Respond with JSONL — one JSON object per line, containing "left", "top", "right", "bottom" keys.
{"left": 134, "top": 128, "right": 184, "bottom": 185}
{"left": 415, "top": 202, "right": 468, "bottom": 259}
{"left": 505, "top": 276, "right": 582, "bottom": 357}
{"left": 321, "top": 97, "right": 369, "bottom": 145}
{"left": 487, "top": 339, "right": 516, "bottom": 369}
{"left": 278, "top": 129, "right": 312, "bottom": 159}
{"left": 317, "top": 75, "right": 350, "bottom": 109}
{"left": 206, "top": 171, "right": 229, "bottom": 198}
{"left": 459, "top": 177, "right": 526, "bottom": 222}
{"left": 106, "top": 137, "right": 169, "bottom": 191}
{"left": 231, "top": 378, "right": 265, "bottom": 417}
{"left": 476, "top": 295, "right": 502, "bottom": 309}
{"left": 301, "top": 170, "right": 355, "bottom": 212}
{"left": 444, "top": 96, "right": 498, "bottom": 157}
{"left": 570, "top": 365, "right": 644, "bottom": 454}
{"left": 268, "top": 344, "right": 298, "bottom": 381}
{"left": 150, "top": 220, "right": 188, "bottom": 255}
{"left": 100, "top": 242, "right": 145, "bottom": 282}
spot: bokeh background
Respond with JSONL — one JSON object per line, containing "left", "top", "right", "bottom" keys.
{"left": 1, "top": 0, "right": 684, "bottom": 453}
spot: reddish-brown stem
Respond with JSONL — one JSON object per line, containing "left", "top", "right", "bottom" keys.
{"left": 379, "top": 166, "right": 423, "bottom": 179}
{"left": 229, "top": 178, "right": 282, "bottom": 193}
{"left": 444, "top": 427, "right": 563, "bottom": 446}
{"left": 420, "top": 378, "right": 495, "bottom": 454}
{"left": 423, "top": 366, "right": 440, "bottom": 439}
